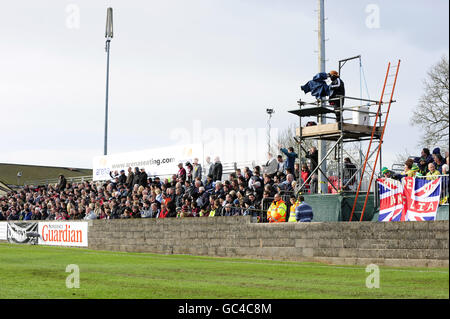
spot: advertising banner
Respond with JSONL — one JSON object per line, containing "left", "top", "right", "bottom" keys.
{"left": 92, "top": 143, "right": 203, "bottom": 181}
{"left": 7, "top": 222, "right": 39, "bottom": 244}
{"left": 0, "top": 222, "right": 6, "bottom": 240}
{"left": 38, "top": 222, "right": 88, "bottom": 247}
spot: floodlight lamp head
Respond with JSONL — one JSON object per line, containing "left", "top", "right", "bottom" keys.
{"left": 266, "top": 108, "right": 274, "bottom": 115}
{"left": 105, "top": 7, "right": 114, "bottom": 39}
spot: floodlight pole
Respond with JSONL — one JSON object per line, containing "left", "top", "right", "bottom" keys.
{"left": 104, "top": 7, "right": 113, "bottom": 156}
{"left": 267, "top": 109, "right": 275, "bottom": 154}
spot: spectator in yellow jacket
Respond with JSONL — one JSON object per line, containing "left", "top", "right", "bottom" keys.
{"left": 426, "top": 163, "right": 441, "bottom": 180}
{"left": 267, "top": 193, "right": 287, "bottom": 223}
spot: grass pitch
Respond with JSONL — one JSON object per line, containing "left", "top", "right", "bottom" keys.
{"left": 0, "top": 243, "right": 448, "bottom": 299}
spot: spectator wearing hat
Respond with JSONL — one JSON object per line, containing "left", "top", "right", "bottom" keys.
{"left": 381, "top": 167, "right": 403, "bottom": 181}
{"left": 432, "top": 147, "right": 441, "bottom": 157}
{"left": 328, "top": 70, "right": 345, "bottom": 123}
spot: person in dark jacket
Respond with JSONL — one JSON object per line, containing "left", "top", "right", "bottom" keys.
{"left": 328, "top": 70, "right": 345, "bottom": 123}
{"left": 177, "top": 163, "right": 187, "bottom": 183}
{"left": 138, "top": 168, "right": 148, "bottom": 187}
{"left": 212, "top": 157, "right": 223, "bottom": 182}
{"left": 279, "top": 146, "right": 298, "bottom": 174}
{"left": 343, "top": 157, "right": 357, "bottom": 190}
{"left": 185, "top": 162, "right": 193, "bottom": 183}
{"left": 126, "top": 167, "right": 135, "bottom": 189}
{"left": 305, "top": 147, "right": 318, "bottom": 174}
{"left": 57, "top": 175, "right": 67, "bottom": 192}
{"left": 132, "top": 167, "right": 140, "bottom": 187}
{"left": 414, "top": 148, "right": 433, "bottom": 164}
{"left": 294, "top": 196, "right": 313, "bottom": 222}
{"left": 118, "top": 170, "right": 127, "bottom": 185}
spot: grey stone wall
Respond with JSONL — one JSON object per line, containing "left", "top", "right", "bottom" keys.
{"left": 87, "top": 217, "right": 449, "bottom": 268}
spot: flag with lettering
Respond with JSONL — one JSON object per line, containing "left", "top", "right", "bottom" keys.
{"left": 403, "top": 177, "right": 441, "bottom": 221}
{"left": 377, "top": 178, "right": 405, "bottom": 222}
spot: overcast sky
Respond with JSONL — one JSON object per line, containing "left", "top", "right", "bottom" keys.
{"left": 1, "top": 0, "right": 448, "bottom": 169}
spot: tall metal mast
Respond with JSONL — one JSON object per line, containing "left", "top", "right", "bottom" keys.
{"left": 104, "top": 7, "right": 113, "bottom": 155}
{"left": 317, "top": 0, "right": 327, "bottom": 193}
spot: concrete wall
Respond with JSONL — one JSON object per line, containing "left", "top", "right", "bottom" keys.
{"left": 88, "top": 217, "right": 449, "bottom": 268}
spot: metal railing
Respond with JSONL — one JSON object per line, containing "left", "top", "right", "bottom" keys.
{"left": 416, "top": 175, "right": 449, "bottom": 205}
{"left": 22, "top": 160, "right": 256, "bottom": 187}
{"left": 23, "top": 175, "right": 93, "bottom": 187}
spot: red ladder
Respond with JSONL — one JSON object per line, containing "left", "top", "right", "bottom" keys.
{"left": 349, "top": 60, "right": 401, "bottom": 221}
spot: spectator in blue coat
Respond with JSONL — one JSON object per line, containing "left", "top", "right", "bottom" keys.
{"left": 279, "top": 145, "right": 298, "bottom": 174}
{"left": 295, "top": 196, "right": 313, "bottom": 222}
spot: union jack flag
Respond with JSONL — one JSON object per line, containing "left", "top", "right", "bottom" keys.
{"left": 377, "top": 177, "right": 441, "bottom": 222}
{"left": 404, "top": 177, "right": 441, "bottom": 221}
{"left": 377, "top": 178, "right": 404, "bottom": 222}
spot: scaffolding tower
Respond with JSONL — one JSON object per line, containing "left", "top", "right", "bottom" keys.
{"left": 289, "top": 96, "right": 387, "bottom": 193}
{"left": 289, "top": 60, "right": 401, "bottom": 221}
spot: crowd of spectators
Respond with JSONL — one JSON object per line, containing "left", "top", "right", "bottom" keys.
{"left": 2, "top": 146, "right": 447, "bottom": 222}
{"left": 382, "top": 147, "right": 449, "bottom": 180}
{"left": 381, "top": 147, "right": 449, "bottom": 205}
{"left": 0, "top": 148, "right": 319, "bottom": 222}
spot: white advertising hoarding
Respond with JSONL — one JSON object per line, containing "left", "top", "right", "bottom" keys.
{"left": 38, "top": 222, "right": 88, "bottom": 247}
{"left": 0, "top": 222, "right": 6, "bottom": 240}
{"left": 92, "top": 144, "right": 204, "bottom": 181}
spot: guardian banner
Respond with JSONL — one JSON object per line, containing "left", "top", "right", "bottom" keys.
{"left": 38, "top": 222, "right": 88, "bottom": 247}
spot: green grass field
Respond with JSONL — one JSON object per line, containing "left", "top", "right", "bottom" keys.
{"left": 0, "top": 243, "right": 448, "bottom": 299}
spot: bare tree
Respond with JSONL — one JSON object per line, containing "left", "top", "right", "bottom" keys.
{"left": 410, "top": 55, "right": 449, "bottom": 149}
{"left": 275, "top": 123, "right": 316, "bottom": 164}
